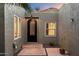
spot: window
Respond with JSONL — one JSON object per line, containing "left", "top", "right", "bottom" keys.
{"left": 14, "top": 16, "right": 21, "bottom": 40}
{"left": 14, "top": 16, "right": 17, "bottom": 38}
{"left": 45, "top": 22, "right": 56, "bottom": 37}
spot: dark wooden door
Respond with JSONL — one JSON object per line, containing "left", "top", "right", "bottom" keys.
{"left": 27, "top": 19, "right": 37, "bottom": 42}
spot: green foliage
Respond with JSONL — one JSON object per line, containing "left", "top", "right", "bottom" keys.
{"left": 49, "top": 41, "right": 55, "bottom": 46}
{"left": 19, "top": 3, "right": 32, "bottom": 13}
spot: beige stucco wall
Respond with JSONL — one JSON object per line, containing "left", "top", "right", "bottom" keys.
{"left": 4, "top": 4, "right": 26, "bottom": 56}
{"left": 59, "top": 3, "right": 79, "bottom": 56}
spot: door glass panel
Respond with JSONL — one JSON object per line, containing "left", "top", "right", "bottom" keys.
{"left": 30, "top": 19, "right": 35, "bottom": 35}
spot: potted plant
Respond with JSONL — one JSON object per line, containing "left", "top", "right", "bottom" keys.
{"left": 59, "top": 37, "right": 65, "bottom": 54}
{"left": 49, "top": 41, "right": 55, "bottom": 46}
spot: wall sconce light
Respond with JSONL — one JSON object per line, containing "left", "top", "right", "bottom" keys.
{"left": 71, "top": 18, "right": 74, "bottom": 23}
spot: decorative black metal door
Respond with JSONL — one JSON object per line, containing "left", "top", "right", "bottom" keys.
{"left": 27, "top": 19, "right": 37, "bottom": 42}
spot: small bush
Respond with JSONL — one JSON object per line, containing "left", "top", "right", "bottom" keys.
{"left": 49, "top": 42, "right": 55, "bottom": 46}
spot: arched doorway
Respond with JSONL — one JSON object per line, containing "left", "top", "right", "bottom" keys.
{"left": 27, "top": 18, "right": 37, "bottom": 42}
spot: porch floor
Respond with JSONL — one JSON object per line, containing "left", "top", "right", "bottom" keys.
{"left": 17, "top": 42, "right": 66, "bottom": 56}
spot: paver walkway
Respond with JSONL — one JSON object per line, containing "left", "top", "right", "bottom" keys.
{"left": 17, "top": 42, "right": 65, "bottom": 56}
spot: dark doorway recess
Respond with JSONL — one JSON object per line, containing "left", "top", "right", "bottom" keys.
{"left": 26, "top": 17, "right": 38, "bottom": 42}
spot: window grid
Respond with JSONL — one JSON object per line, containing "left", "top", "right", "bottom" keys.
{"left": 46, "top": 22, "right": 56, "bottom": 37}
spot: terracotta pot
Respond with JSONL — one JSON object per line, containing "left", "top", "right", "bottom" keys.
{"left": 59, "top": 48, "right": 65, "bottom": 54}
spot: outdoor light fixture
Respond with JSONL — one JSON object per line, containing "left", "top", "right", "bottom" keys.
{"left": 71, "top": 18, "right": 74, "bottom": 23}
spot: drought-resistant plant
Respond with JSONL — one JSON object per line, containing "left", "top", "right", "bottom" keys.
{"left": 49, "top": 41, "right": 55, "bottom": 46}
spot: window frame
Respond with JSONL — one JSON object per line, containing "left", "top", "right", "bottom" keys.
{"left": 45, "top": 22, "right": 56, "bottom": 37}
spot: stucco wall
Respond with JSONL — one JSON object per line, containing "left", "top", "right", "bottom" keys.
{"left": 58, "top": 4, "right": 71, "bottom": 53}
{"left": 59, "top": 3, "right": 79, "bottom": 56}
{"left": 25, "top": 11, "right": 59, "bottom": 45}
{"left": 4, "top": 4, "right": 25, "bottom": 56}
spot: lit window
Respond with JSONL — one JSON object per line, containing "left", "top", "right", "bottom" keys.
{"left": 17, "top": 18, "right": 21, "bottom": 37}
{"left": 14, "top": 16, "right": 17, "bottom": 38}
{"left": 46, "top": 22, "right": 56, "bottom": 37}
{"left": 14, "top": 16, "right": 21, "bottom": 40}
